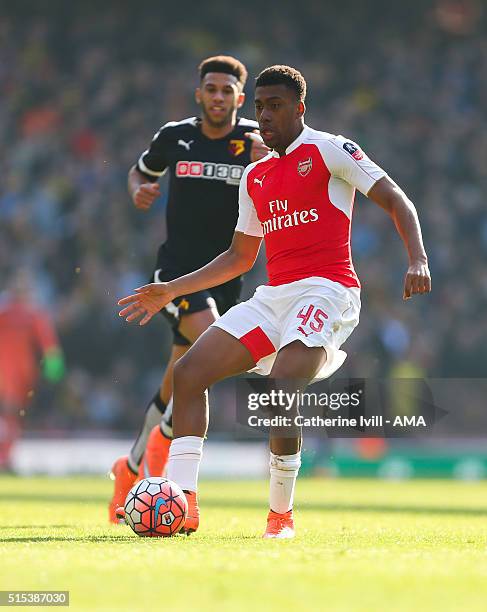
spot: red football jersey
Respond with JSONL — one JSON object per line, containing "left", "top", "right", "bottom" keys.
{"left": 235, "top": 126, "right": 387, "bottom": 288}
{"left": 0, "top": 300, "right": 59, "bottom": 405}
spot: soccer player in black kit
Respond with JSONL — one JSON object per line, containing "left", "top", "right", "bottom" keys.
{"left": 109, "top": 56, "right": 269, "bottom": 521}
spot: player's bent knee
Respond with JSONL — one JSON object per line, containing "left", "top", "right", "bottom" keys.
{"left": 173, "top": 352, "right": 208, "bottom": 394}
{"left": 173, "top": 356, "right": 196, "bottom": 388}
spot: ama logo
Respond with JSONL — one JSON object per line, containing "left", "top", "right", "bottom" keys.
{"left": 343, "top": 141, "right": 364, "bottom": 161}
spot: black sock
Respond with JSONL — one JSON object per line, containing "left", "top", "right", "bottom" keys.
{"left": 128, "top": 392, "right": 166, "bottom": 472}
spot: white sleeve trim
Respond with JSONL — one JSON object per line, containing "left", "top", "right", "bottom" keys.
{"left": 238, "top": 117, "right": 259, "bottom": 129}
{"left": 137, "top": 151, "right": 166, "bottom": 177}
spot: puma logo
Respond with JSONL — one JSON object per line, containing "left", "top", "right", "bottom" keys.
{"left": 254, "top": 175, "right": 265, "bottom": 187}
{"left": 178, "top": 139, "right": 194, "bottom": 151}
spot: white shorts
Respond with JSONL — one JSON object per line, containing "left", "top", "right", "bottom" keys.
{"left": 212, "top": 276, "right": 361, "bottom": 380}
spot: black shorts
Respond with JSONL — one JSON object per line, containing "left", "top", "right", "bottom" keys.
{"left": 151, "top": 263, "right": 242, "bottom": 346}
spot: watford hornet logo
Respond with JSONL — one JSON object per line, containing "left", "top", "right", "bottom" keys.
{"left": 297, "top": 157, "right": 312, "bottom": 177}
{"left": 228, "top": 139, "right": 245, "bottom": 156}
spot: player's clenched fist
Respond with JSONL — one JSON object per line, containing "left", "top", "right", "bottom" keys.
{"left": 118, "top": 283, "right": 175, "bottom": 326}
{"left": 133, "top": 182, "right": 161, "bottom": 210}
{"left": 403, "top": 260, "right": 431, "bottom": 300}
{"left": 245, "top": 130, "right": 271, "bottom": 162}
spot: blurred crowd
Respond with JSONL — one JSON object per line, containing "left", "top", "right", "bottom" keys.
{"left": 1, "top": 0, "right": 486, "bottom": 433}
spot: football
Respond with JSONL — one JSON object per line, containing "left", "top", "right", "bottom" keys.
{"left": 124, "top": 477, "right": 188, "bottom": 537}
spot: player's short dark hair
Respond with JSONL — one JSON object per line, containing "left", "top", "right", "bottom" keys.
{"left": 199, "top": 55, "right": 248, "bottom": 89}
{"left": 255, "top": 65, "right": 307, "bottom": 101}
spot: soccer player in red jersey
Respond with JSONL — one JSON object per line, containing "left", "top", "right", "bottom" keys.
{"left": 108, "top": 56, "right": 269, "bottom": 522}
{"left": 118, "top": 65, "right": 431, "bottom": 538}
{"left": 0, "top": 275, "right": 64, "bottom": 470}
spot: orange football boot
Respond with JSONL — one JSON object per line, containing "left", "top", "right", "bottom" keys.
{"left": 138, "top": 426, "right": 172, "bottom": 479}
{"left": 263, "top": 509, "right": 295, "bottom": 539}
{"left": 108, "top": 456, "right": 137, "bottom": 523}
{"left": 180, "top": 490, "right": 199, "bottom": 535}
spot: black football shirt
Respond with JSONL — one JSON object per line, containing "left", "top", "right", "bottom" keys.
{"left": 136, "top": 116, "right": 258, "bottom": 272}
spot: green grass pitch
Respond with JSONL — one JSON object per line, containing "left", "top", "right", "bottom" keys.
{"left": 1, "top": 476, "right": 487, "bottom": 611}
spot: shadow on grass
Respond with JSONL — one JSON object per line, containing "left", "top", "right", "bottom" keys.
{"left": 0, "top": 533, "right": 232, "bottom": 543}
{"left": 0, "top": 534, "right": 137, "bottom": 543}
{"left": 0, "top": 531, "right": 259, "bottom": 543}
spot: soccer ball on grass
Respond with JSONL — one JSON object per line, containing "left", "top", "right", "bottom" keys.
{"left": 124, "top": 477, "right": 188, "bottom": 537}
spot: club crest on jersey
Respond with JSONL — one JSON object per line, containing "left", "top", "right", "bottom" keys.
{"left": 229, "top": 139, "right": 245, "bottom": 156}
{"left": 343, "top": 141, "right": 364, "bottom": 161}
{"left": 297, "top": 157, "right": 312, "bottom": 177}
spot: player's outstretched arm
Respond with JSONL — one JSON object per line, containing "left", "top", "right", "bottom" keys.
{"left": 118, "top": 232, "right": 262, "bottom": 325}
{"left": 128, "top": 166, "right": 161, "bottom": 211}
{"left": 367, "top": 176, "right": 431, "bottom": 300}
